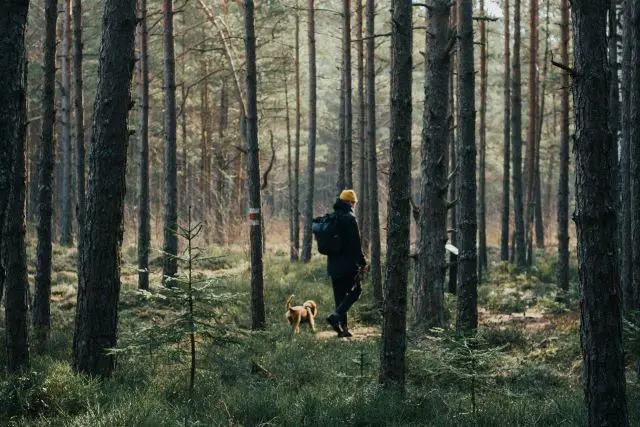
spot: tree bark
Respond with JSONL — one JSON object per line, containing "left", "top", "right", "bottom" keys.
{"left": 343, "top": 0, "right": 353, "bottom": 189}
{"left": 556, "top": 0, "right": 570, "bottom": 292}
{"left": 379, "top": 0, "right": 412, "bottom": 391}
{"left": 34, "top": 0, "right": 58, "bottom": 348}
{"left": 27, "top": 117, "right": 39, "bottom": 225}
{"left": 524, "top": 0, "right": 538, "bottom": 264}
{"left": 414, "top": 0, "right": 450, "bottom": 329}
{"left": 72, "top": 0, "right": 136, "bottom": 377}
{"left": 338, "top": 65, "right": 345, "bottom": 192}
{"left": 294, "top": 1, "right": 301, "bottom": 260}
{"left": 356, "top": 0, "right": 369, "bottom": 255}
{"left": 0, "top": 0, "right": 30, "bottom": 372}
{"left": 500, "top": 0, "right": 511, "bottom": 262}
{"left": 620, "top": 0, "right": 632, "bottom": 312}
{"left": 455, "top": 0, "right": 477, "bottom": 333}
{"left": 244, "top": 0, "right": 265, "bottom": 330}
{"left": 477, "top": 0, "right": 487, "bottom": 278}
{"left": 534, "top": 0, "right": 550, "bottom": 250}
{"left": 631, "top": 0, "right": 640, "bottom": 313}
{"left": 137, "top": 0, "right": 150, "bottom": 290}
{"left": 448, "top": 5, "right": 457, "bottom": 295}
{"left": 60, "top": 0, "right": 73, "bottom": 246}
{"left": 73, "top": 0, "right": 86, "bottom": 278}
{"left": 511, "top": 0, "right": 526, "bottom": 268}
{"left": 366, "top": 0, "right": 382, "bottom": 306}
{"left": 215, "top": 80, "right": 228, "bottom": 245}
{"left": 572, "top": 0, "right": 628, "bottom": 423}
{"left": 199, "top": 56, "right": 211, "bottom": 237}
{"left": 285, "top": 75, "right": 297, "bottom": 261}
{"left": 301, "top": 0, "right": 317, "bottom": 262}
{"left": 162, "top": 0, "right": 178, "bottom": 284}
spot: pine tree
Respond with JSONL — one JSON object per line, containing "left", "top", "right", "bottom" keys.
{"left": 34, "top": 0, "right": 58, "bottom": 348}
{"left": 413, "top": 0, "right": 451, "bottom": 328}
{"left": 455, "top": 0, "right": 477, "bottom": 333}
{"left": 0, "top": 0, "right": 30, "bottom": 372}
{"left": 72, "top": 0, "right": 136, "bottom": 377}
{"left": 379, "top": 0, "right": 412, "bottom": 391}
{"left": 572, "top": 0, "right": 628, "bottom": 423}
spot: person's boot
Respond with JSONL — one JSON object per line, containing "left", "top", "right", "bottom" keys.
{"left": 339, "top": 328, "right": 353, "bottom": 338}
{"left": 339, "top": 317, "right": 352, "bottom": 338}
{"left": 326, "top": 314, "right": 342, "bottom": 336}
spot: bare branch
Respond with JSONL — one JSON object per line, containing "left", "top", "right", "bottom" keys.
{"left": 551, "top": 59, "right": 576, "bottom": 77}
{"left": 261, "top": 131, "right": 277, "bottom": 190}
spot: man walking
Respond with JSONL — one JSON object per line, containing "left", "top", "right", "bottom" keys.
{"left": 326, "top": 189, "right": 368, "bottom": 337}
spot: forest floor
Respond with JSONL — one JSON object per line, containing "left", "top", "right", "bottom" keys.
{"left": 1, "top": 242, "right": 639, "bottom": 426}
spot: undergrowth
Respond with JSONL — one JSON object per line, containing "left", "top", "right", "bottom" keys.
{"left": 1, "top": 243, "right": 639, "bottom": 426}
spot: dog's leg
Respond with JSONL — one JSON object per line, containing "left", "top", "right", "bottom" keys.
{"left": 309, "top": 312, "right": 316, "bottom": 332}
{"left": 293, "top": 315, "right": 301, "bottom": 334}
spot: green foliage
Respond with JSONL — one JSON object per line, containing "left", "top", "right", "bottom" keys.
{"left": 0, "top": 357, "right": 98, "bottom": 424}
{"left": 411, "top": 329, "right": 509, "bottom": 415}
{"left": 110, "top": 216, "right": 246, "bottom": 397}
{"left": 479, "top": 327, "right": 527, "bottom": 349}
{"left": 6, "top": 241, "right": 637, "bottom": 426}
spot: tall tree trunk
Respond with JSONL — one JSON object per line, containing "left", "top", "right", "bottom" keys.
{"left": 27, "top": 119, "right": 39, "bottom": 225}
{"left": 534, "top": 0, "right": 550, "bottom": 250}
{"left": 556, "top": 0, "right": 570, "bottom": 292}
{"left": 455, "top": 0, "right": 477, "bottom": 333}
{"left": 356, "top": 0, "right": 369, "bottom": 254}
{"left": 1, "top": 0, "right": 30, "bottom": 372}
{"left": 478, "top": 0, "right": 487, "bottom": 279}
{"left": 608, "top": 0, "right": 620, "bottom": 313}
{"left": 620, "top": 0, "right": 632, "bottom": 312}
{"left": 366, "top": 0, "right": 382, "bottom": 306}
{"left": 200, "top": 57, "right": 210, "bottom": 236}
{"left": 631, "top": 0, "right": 640, "bottom": 313}
{"left": 285, "top": 74, "right": 298, "bottom": 261}
{"left": 512, "top": 0, "right": 526, "bottom": 268}
{"left": 572, "top": 0, "right": 628, "bottom": 423}
{"left": 137, "top": 0, "right": 150, "bottom": 290}
{"left": 300, "top": 0, "right": 317, "bottom": 262}
{"left": 73, "top": 0, "right": 86, "bottom": 274}
{"left": 27, "top": 117, "right": 39, "bottom": 225}
{"left": 379, "top": 0, "right": 412, "bottom": 391}
{"left": 214, "top": 80, "right": 228, "bottom": 245}
{"left": 414, "top": 0, "right": 450, "bottom": 329}
{"left": 500, "top": 0, "right": 511, "bottom": 262}
{"left": 448, "top": 5, "right": 457, "bottom": 295}
{"left": 524, "top": 0, "right": 538, "bottom": 264}
{"left": 244, "top": 0, "right": 265, "bottom": 330}
{"left": 34, "top": 0, "right": 58, "bottom": 348}
{"left": 180, "top": 62, "right": 189, "bottom": 218}
{"left": 338, "top": 67, "right": 345, "bottom": 192}
{"left": 293, "top": 1, "right": 301, "bottom": 260}
{"left": 343, "top": 0, "right": 353, "bottom": 189}
{"left": 72, "top": 0, "right": 136, "bottom": 377}
{"left": 162, "top": 0, "right": 178, "bottom": 284}
{"left": 60, "top": 0, "right": 73, "bottom": 246}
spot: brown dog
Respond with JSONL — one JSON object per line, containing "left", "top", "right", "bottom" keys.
{"left": 285, "top": 294, "right": 318, "bottom": 334}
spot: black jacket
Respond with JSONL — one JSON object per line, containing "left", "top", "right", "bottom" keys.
{"left": 327, "top": 199, "right": 367, "bottom": 278}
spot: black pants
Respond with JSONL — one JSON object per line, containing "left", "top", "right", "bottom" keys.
{"left": 331, "top": 273, "right": 362, "bottom": 330}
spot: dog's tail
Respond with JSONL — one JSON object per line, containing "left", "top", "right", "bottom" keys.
{"left": 303, "top": 301, "right": 317, "bottom": 317}
{"left": 285, "top": 294, "right": 294, "bottom": 311}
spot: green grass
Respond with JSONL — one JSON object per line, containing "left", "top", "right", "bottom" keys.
{"left": 2, "top": 243, "right": 639, "bottom": 426}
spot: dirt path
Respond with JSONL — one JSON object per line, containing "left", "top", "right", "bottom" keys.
{"left": 315, "top": 326, "right": 379, "bottom": 341}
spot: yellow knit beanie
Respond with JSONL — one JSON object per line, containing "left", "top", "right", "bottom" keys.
{"left": 339, "top": 189, "right": 358, "bottom": 203}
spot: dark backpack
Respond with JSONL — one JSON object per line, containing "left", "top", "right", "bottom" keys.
{"left": 312, "top": 212, "right": 342, "bottom": 255}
